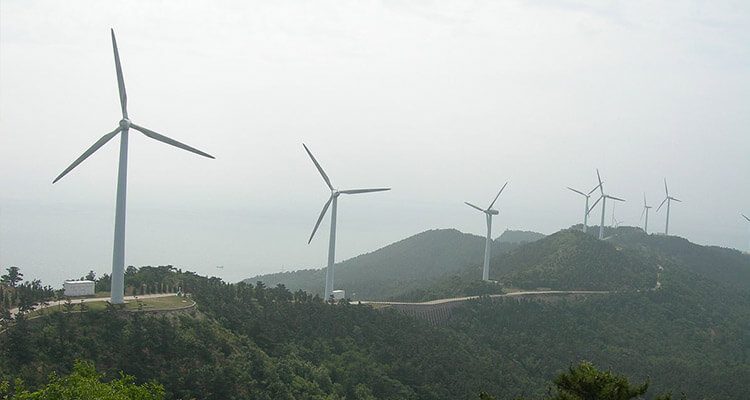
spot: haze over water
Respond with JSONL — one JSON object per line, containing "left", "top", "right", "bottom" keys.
{"left": 1, "top": 1, "right": 749, "bottom": 287}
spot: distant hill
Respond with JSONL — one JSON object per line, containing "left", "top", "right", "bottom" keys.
{"left": 497, "top": 229, "right": 545, "bottom": 244}
{"left": 491, "top": 229, "right": 655, "bottom": 291}
{"left": 606, "top": 226, "right": 750, "bottom": 291}
{"left": 246, "top": 229, "right": 518, "bottom": 300}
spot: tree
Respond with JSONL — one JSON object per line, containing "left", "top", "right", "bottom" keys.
{"left": 1, "top": 267, "right": 23, "bottom": 287}
{"left": 2, "top": 360, "right": 165, "bottom": 399}
{"left": 479, "top": 361, "right": 681, "bottom": 400}
{"left": 551, "top": 361, "right": 649, "bottom": 400}
{"left": 85, "top": 270, "right": 96, "bottom": 281}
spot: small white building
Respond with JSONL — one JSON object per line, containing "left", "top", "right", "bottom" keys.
{"left": 331, "top": 290, "right": 346, "bottom": 301}
{"left": 64, "top": 280, "right": 95, "bottom": 297}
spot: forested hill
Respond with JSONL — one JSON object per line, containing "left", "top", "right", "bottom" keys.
{"left": 245, "top": 229, "right": 520, "bottom": 300}
{"left": 497, "top": 229, "right": 545, "bottom": 243}
{"left": 491, "top": 229, "right": 655, "bottom": 291}
{"left": 3, "top": 266, "right": 748, "bottom": 399}
{"left": 605, "top": 226, "right": 750, "bottom": 291}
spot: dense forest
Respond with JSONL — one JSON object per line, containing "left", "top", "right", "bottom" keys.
{"left": 1, "top": 227, "right": 748, "bottom": 399}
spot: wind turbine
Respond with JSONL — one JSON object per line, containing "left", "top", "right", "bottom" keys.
{"left": 640, "top": 194, "right": 653, "bottom": 234}
{"left": 589, "top": 169, "right": 625, "bottom": 240}
{"left": 567, "top": 183, "right": 601, "bottom": 233}
{"left": 465, "top": 182, "right": 508, "bottom": 281}
{"left": 303, "top": 144, "right": 390, "bottom": 301}
{"left": 53, "top": 29, "right": 214, "bottom": 304}
{"left": 741, "top": 214, "right": 750, "bottom": 253}
{"left": 656, "top": 179, "right": 681, "bottom": 235}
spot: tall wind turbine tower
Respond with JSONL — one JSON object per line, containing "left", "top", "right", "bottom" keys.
{"left": 567, "top": 183, "right": 601, "bottom": 233}
{"left": 657, "top": 179, "right": 681, "bottom": 235}
{"left": 589, "top": 169, "right": 625, "bottom": 240}
{"left": 465, "top": 182, "right": 508, "bottom": 281}
{"left": 53, "top": 30, "right": 214, "bottom": 304}
{"left": 742, "top": 214, "right": 750, "bottom": 253}
{"left": 640, "top": 194, "right": 653, "bottom": 234}
{"left": 303, "top": 144, "right": 390, "bottom": 301}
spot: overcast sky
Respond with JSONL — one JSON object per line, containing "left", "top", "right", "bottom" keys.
{"left": 2, "top": 0, "right": 749, "bottom": 288}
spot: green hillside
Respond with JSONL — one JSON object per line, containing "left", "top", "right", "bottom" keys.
{"left": 491, "top": 229, "right": 655, "bottom": 291}
{"left": 497, "top": 229, "right": 546, "bottom": 243}
{"left": 247, "top": 229, "right": 519, "bottom": 300}
{"left": 605, "top": 226, "right": 750, "bottom": 291}
{"left": 2, "top": 265, "right": 748, "bottom": 399}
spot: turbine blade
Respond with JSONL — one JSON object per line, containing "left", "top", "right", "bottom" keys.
{"left": 488, "top": 181, "right": 508, "bottom": 209}
{"left": 339, "top": 188, "right": 390, "bottom": 195}
{"left": 742, "top": 213, "right": 750, "bottom": 223}
{"left": 587, "top": 196, "right": 602, "bottom": 215}
{"left": 643, "top": 193, "right": 647, "bottom": 207}
{"left": 588, "top": 182, "right": 602, "bottom": 195}
{"left": 609, "top": 195, "right": 625, "bottom": 202}
{"left": 656, "top": 197, "right": 668, "bottom": 212}
{"left": 465, "top": 202, "right": 485, "bottom": 212}
{"left": 308, "top": 196, "right": 333, "bottom": 244}
{"left": 302, "top": 144, "right": 333, "bottom": 190}
{"left": 671, "top": 197, "right": 682, "bottom": 202}
{"left": 567, "top": 187, "right": 586, "bottom": 197}
{"left": 53, "top": 127, "right": 122, "bottom": 183}
{"left": 664, "top": 178, "right": 669, "bottom": 197}
{"left": 131, "top": 123, "right": 214, "bottom": 159}
{"left": 111, "top": 29, "right": 128, "bottom": 119}
{"left": 640, "top": 207, "right": 646, "bottom": 222}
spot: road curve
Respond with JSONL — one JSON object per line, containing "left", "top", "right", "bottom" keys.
{"left": 357, "top": 290, "right": 610, "bottom": 306}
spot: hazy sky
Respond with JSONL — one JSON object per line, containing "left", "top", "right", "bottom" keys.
{"left": 2, "top": 0, "right": 749, "bottom": 287}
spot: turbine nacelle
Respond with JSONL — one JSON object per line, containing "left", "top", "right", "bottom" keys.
{"left": 303, "top": 143, "right": 390, "bottom": 244}
{"left": 487, "top": 209, "right": 499, "bottom": 215}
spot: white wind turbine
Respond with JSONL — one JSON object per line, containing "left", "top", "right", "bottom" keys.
{"left": 465, "top": 182, "right": 508, "bottom": 281}
{"left": 741, "top": 214, "right": 750, "bottom": 253}
{"left": 589, "top": 169, "right": 625, "bottom": 240}
{"left": 656, "top": 179, "right": 681, "bottom": 235}
{"left": 567, "top": 183, "right": 601, "bottom": 233}
{"left": 640, "top": 194, "right": 653, "bottom": 234}
{"left": 53, "top": 29, "right": 214, "bottom": 304}
{"left": 303, "top": 144, "right": 390, "bottom": 301}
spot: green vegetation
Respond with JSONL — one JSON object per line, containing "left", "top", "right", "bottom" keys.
{"left": 479, "top": 361, "right": 684, "bottom": 400}
{"left": 491, "top": 229, "right": 654, "bottom": 291}
{"left": 497, "top": 230, "right": 546, "bottom": 244}
{"left": 2, "top": 360, "right": 164, "bottom": 400}
{"left": 1, "top": 228, "right": 748, "bottom": 399}
{"left": 606, "top": 226, "right": 750, "bottom": 291}
{"left": 247, "top": 229, "right": 520, "bottom": 300}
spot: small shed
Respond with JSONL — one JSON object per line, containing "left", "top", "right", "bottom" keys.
{"left": 331, "top": 290, "right": 346, "bottom": 301}
{"left": 64, "top": 280, "right": 95, "bottom": 297}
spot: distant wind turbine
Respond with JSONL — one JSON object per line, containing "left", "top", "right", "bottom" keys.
{"left": 640, "top": 194, "right": 653, "bottom": 234}
{"left": 465, "top": 182, "right": 508, "bottom": 281}
{"left": 589, "top": 169, "right": 625, "bottom": 240}
{"left": 567, "top": 183, "right": 601, "bottom": 233}
{"left": 303, "top": 144, "right": 390, "bottom": 301}
{"left": 656, "top": 179, "right": 681, "bottom": 235}
{"left": 53, "top": 29, "right": 214, "bottom": 304}
{"left": 742, "top": 214, "right": 750, "bottom": 252}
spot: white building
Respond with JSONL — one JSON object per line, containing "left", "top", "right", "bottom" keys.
{"left": 331, "top": 289, "right": 346, "bottom": 301}
{"left": 64, "top": 280, "right": 95, "bottom": 297}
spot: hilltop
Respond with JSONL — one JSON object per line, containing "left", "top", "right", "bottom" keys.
{"left": 246, "top": 229, "right": 532, "bottom": 300}
{"left": 604, "top": 226, "right": 750, "bottom": 291}
{"left": 492, "top": 229, "right": 655, "bottom": 291}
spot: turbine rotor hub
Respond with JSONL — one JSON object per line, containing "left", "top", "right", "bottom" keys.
{"left": 118, "top": 119, "right": 131, "bottom": 129}
{"left": 488, "top": 209, "right": 499, "bottom": 215}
